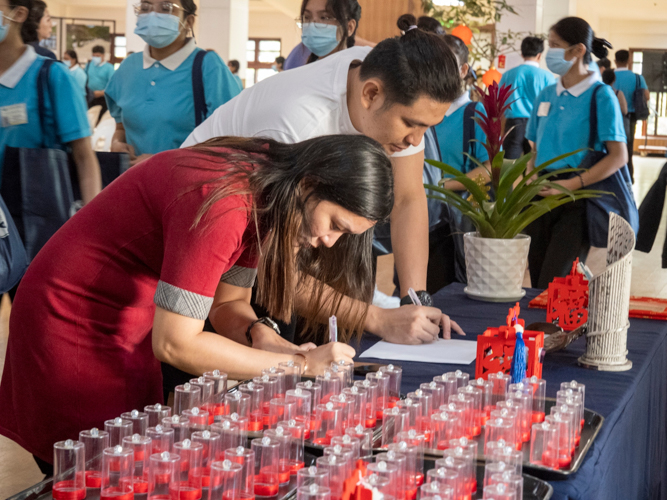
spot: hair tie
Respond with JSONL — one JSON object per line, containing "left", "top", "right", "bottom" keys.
{"left": 407, "top": 25, "right": 418, "bottom": 32}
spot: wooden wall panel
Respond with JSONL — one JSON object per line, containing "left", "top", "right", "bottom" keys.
{"left": 356, "top": 0, "right": 424, "bottom": 44}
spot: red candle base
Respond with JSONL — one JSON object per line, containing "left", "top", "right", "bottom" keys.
{"left": 170, "top": 482, "right": 202, "bottom": 500}
{"left": 414, "top": 473, "right": 424, "bottom": 487}
{"left": 471, "top": 426, "right": 481, "bottom": 437}
{"left": 133, "top": 477, "right": 149, "bottom": 494}
{"left": 558, "top": 455, "right": 572, "bottom": 469}
{"left": 470, "top": 479, "right": 478, "bottom": 493}
{"left": 289, "top": 461, "right": 305, "bottom": 474}
{"left": 532, "top": 411, "right": 546, "bottom": 423}
{"left": 575, "top": 435, "right": 581, "bottom": 447}
{"left": 254, "top": 483, "right": 279, "bottom": 497}
{"left": 85, "top": 471, "right": 102, "bottom": 488}
{"left": 239, "top": 493, "right": 255, "bottom": 500}
{"left": 52, "top": 481, "right": 86, "bottom": 500}
{"left": 388, "top": 397, "right": 399, "bottom": 409}
{"left": 521, "top": 431, "right": 531, "bottom": 443}
{"left": 101, "top": 486, "right": 134, "bottom": 500}
{"left": 405, "top": 487, "right": 418, "bottom": 500}
{"left": 364, "top": 418, "right": 377, "bottom": 429}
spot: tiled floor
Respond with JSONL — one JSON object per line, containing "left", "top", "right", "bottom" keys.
{"left": 1, "top": 156, "right": 666, "bottom": 498}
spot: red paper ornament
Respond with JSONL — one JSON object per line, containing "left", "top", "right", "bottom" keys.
{"left": 546, "top": 258, "right": 589, "bottom": 331}
{"left": 475, "top": 303, "right": 544, "bottom": 380}
{"left": 451, "top": 24, "right": 473, "bottom": 45}
{"left": 482, "top": 67, "right": 502, "bottom": 87}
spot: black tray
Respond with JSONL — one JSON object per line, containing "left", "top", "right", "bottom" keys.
{"left": 420, "top": 399, "right": 603, "bottom": 481}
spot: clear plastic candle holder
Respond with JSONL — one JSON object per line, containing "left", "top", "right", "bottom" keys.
{"left": 203, "top": 370, "right": 229, "bottom": 412}
{"left": 175, "top": 383, "right": 202, "bottom": 416}
{"left": 53, "top": 440, "right": 85, "bottom": 500}
{"left": 252, "top": 437, "right": 281, "bottom": 498}
{"left": 239, "top": 382, "right": 265, "bottom": 432}
{"left": 556, "top": 396, "right": 583, "bottom": 448}
{"left": 122, "top": 434, "right": 152, "bottom": 494}
{"left": 447, "top": 436, "right": 478, "bottom": 489}
{"left": 380, "top": 406, "right": 410, "bottom": 448}
{"left": 556, "top": 391, "right": 584, "bottom": 439}
{"left": 388, "top": 439, "right": 424, "bottom": 490}
{"left": 482, "top": 482, "right": 517, "bottom": 500}
{"left": 484, "top": 418, "right": 514, "bottom": 454}
{"left": 105, "top": 418, "right": 134, "bottom": 448}
{"left": 278, "top": 419, "right": 306, "bottom": 474}
{"left": 278, "top": 361, "right": 302, "bottom": 392}
{"left": 484, "top": 440, "right": 508, "bottom": 459}
{"left": 488, "top": 445, "right": 522, "bottom": 476}
{"left": 209, "top": 459, "right": 242, "bottom": 500}
{"left": 297, "top": 465, "right": 329, "bottom": 490}
{"left": 431, "top": 411, "right": 461, "bottom": 450}
{"left": 365, "top": 460, "right": 400, "bottom": 500}
{"left": 489, "top": 408, "right": 518, "bottom": 451}
{"left": 375, "top": 451, "right": 408, "bottom": 500}
{"left": 100, "top": 445, "right": 134, "bottom": 500}
{"left": 448, "top": 371, "right": 469, "bottom": 390}
{"left": 190, "top": 377, "right": 216, "bottom": 424}
{"left": 437, "top": 403, "right": 466, "bottom": 441}
{"left": 490, "top": 471, "right": 523, "bottom": 500}
{"left": 313, "top": 402, "right": 343, "bottom": 446}
{"left": 508, "top": 390, "right": 533, "bottom": 444}
{"left": 360, "top": 474, "right": 393, "bottom": 499}
{"left": 147, "top": 425, "right": 175, "bottom": 454}
{"left": 345, "top": 425, "right": 374, "bottom": 460}
{"left": 163, "top": 414, "right": 192, "bottom": 443}
{"left": 396, "top": 397, "right": 421, "bottom": 432}
{"left": 254, "top": 375, "right": 280, "bottom": 428}
{"left": 447, "top": 393, "right": 474, "bottom": 439}
{"left": 322, "top": 445, "right": 354, "bottom": 478}
{"left": 148, "top": 451, "right": 180, "bottom": 500}
{"left": 121, "top": 410, "right": 149, "bottom": 437}
{"left": 224, "top": 446, "right": 255, "bottom": 500}
{"left": 407, "top": 390, "right": 434, "bottom": 441}
{"left": 328, "top": 394, "right": 355, "bottom": 432}
{"left": 224, "top": 392, "right": 251, "bottom": 420}
{"left": 524, "top": 376, "right": 547, "bottom": 424}
{"left": 332, "top": 360, "right": 354, "bottom": 388}
{"left": 297, "top": 484, "right": 331, "bottom": 500}
{"left": 263, "top": 367, "right": 287, "bottom": 398}
{"left": 145, "top": 403, "right": 172, "bottom": 428}
{"left": 458, "top": 385, "right": 483, "bottom": 437}
{"left": 79, "top": 427, "right": 109, "bottom": 489}
{"left": 495, "top": 401, "right": 521, "bottom": 450}
{"left": 268, "top": 398, "right": 296, "bottom": 429}
{"left": 426, "top": 467, "right": 462, "bottom": 500}
{"left": 296, "top": 381, "right": 322, "bottom": 413}
{"left": 560, "top": 380, "right": 585, "bottom": 428}
{"left": 263, "top": 426, "right": 293, "bottom": 484}
{"left": 366, "top": 371, "right": 390, "bottom": 419}
{"left": 316, "top": 455, "right": 351, "bottom": 500}
{"left": 219, "top": 413, "right": 250, "bottom": 439}
{"left": 432, "top": 375, "right": 458, "bottom": 405}
{"left": 468, "top": 378, "right": 494, "bottom": 424}
{"left": 435, "top": 456, "right": 468, "bottom": 500}
{"left": 341, "top": 386, "right": 367, "bottom": 429}
{"left": 529, "top": 421, "right": 559, "bottom": 469}
{"left": 482, "top": 461, "right": 508, "bottom": 492}
{"left": 420, "top": 382, "right": 445, "bottom": 415}
{"left": 488, "top": 372, "right": 511, "bottom": 406}
{"left": 419, "top": 480, "right": 453, "bottom": 500}
{"left": 173, "top": 439, "right": 204, "bottom": 499}
{"left": 331, "top": 434, "right": 361, "bottom": 461}
{"left": 328, "top": 364, "right": 347, "bottom": 392}
{"left": 443, "top": 446, "right": 474, "bottom": 496}
{"left": 378, "top": 365, "right": 402, "bottom": 407}
{"left": 286, "top": 388, "right": 312, "bottom": 439}
{"left": 315, "top": 371, "right": 341, "bottom": 405}
{"left": 211, "top": 420, "right": 243, "bottom": 455}
{"left": 191, "top": 430, "right": 221, "bottom": 471}
{"left": 550, "top": 405, "right": 576, "bottom": 462}
{"left": 183, "top": 407, "right": 210, "bottom": 433}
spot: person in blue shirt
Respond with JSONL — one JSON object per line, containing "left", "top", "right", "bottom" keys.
{"left": 105, "top": 0, "right": 240, "bottom": 164}
{"left": 20, "top": 0, "right": 55, "bottom": 59}
{"left": 500, "top": 36, "right": 556, "bottom": 159}
{"left": 227, "top": 59, "right": 243, "bottom": 91}
{"left": 85, "top": 45, "right": 114, "bottom": 121}
{"left": 525, "top": 17, "right": 628, "bottom": 288}
{"left": 613, "top": 49, "right": 650, "bottom": 180}
{"left": 62, "top": 49, "right": 87, "bottom": 99}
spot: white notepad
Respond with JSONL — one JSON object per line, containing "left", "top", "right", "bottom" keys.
{"left": 359, "top": 339, "right": 477, "bottom": 365}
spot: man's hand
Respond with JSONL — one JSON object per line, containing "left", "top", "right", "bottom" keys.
{"left": 366, "top": 305, "right": 465, "bottom": 345}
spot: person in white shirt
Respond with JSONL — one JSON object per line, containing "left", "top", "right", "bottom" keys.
{"left": 183, "top": 21, "right": 465, "bottom": 344}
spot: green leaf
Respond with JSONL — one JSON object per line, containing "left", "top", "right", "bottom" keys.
{"left": 425, "top": 160, "right": 490, "bottom": 206}
{"left": 496, "top": 153, "right": 531, "bottom": 212}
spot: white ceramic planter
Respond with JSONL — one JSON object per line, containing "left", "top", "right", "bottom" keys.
{"left": 463, "top": 232, "right": 531, "bottom": 302}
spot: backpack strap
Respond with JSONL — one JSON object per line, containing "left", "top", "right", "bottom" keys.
{"left": 192, "top": 50, "right": 208, "bottom": 127}
{"left": 461, "top": 102, "right": 477, "bottom": 171}
{"left": 37, "top": 58, "right": 56, "bottom": 149}
{"left": 635, "top": 73, "right": 640, "bottom": 92}
{"left": 588, "top": 83, "right": 604, "bottom": 152}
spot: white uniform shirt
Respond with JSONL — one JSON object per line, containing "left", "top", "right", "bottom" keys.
{"left": 181, "top": 46, "right": 424, "bottom": 157}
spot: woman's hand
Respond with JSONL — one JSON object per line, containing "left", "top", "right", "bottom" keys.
{"left": 367, "top": 305, "right": 465, "bottom": 345}
{"left": 250, "top": 324, "right": 304, "bottom": 354}
{"left": 300, "top": 342, "right": 355, "bottom": 377}
{"left": 538, "top": 178, "right": 579, "bottom": 197}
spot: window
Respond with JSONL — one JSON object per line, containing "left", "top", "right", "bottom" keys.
{"left": 246, "top": 38, "right": 281, "bottom": 87}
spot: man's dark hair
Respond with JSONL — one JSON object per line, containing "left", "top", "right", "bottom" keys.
{"left": 601, "top": 68, "right": 616, "bottom": 86}
{"left": 521, "top": 36, "right": 545, "bottom": 58}
{"left": 228, "top": 59, "right": 240, "bottom": 73}
{"left": 358, "top": 14, "right": 461, "bottom": 107}
{"left": 597, "top": 58, "right": 611, "bottom": 71}
{"left": 615, "top": 50, "right": 630, "bottom": 64}
{"left": 92, "top": 45, "right": 105, "bottom": 55}
{"left": 275, "top": 56, "right": 285, "bottom": 65}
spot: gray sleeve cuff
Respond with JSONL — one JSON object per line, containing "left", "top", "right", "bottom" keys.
{"left": 154, "top": 280, "right": 213, "bottom": 320}
{"left": 220, "top": 265, "right": 257, "bottom": 288}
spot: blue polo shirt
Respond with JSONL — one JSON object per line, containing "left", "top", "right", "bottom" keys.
{"left": 232, "top": 73, "right": 243, "bottom": 92}
{"left": 526, "top": 75, "right": 626, "bottom": 172}
{"left": 0, "top": 46, "right": 91, "bottom": 178}
{"left": 499, "top": 62, "right": 555, "bottom": 119}
{"left": 432, "top": 94, "right": 489, "bottom": 174}
{"left": 105, "top": 40, "right": 241, "bottom": 155}
{"left": 613, "top": 69, "right": 648, "bottom": 113}
{"left": 85, "top": 61, "right": 115, "bottom": 91}
{"left": 69, "top": 65, "right": 88, "bottom": 98}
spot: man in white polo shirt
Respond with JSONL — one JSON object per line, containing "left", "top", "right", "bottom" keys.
{"left": 184, "top": 28, "right": 465, "bottom": 344}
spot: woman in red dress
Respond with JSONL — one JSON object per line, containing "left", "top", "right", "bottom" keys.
{"left": 0, "top": 135, "right": 393, "bottom": 467}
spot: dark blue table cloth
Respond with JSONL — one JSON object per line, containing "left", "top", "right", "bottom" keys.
{"left": 354, "top": 283, "right": 667, "bottom": 500}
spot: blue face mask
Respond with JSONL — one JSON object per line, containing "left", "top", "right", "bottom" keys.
{"left": 91, "top": 56, "right": 102, "bottom": 65}
{"left": 0, "top": 12, "right": 15, "bottom": 43}
{"left": 134, "top": 12, "right": 181, "bottom": 49}
{"left": 546, "top": 48, "right": 575, "bottom": 76}
{"left": 301, "top": 22, "right": 340, "bottom": 57}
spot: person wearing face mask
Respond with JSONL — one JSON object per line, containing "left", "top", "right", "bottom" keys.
{"left": 85, "top": 45, "right": 114, "bottom": 121}
{"left": 227, "top": 59, "right": 244, "bottom": 91}
{"left": 525, "top": 17, "right": 633, "bottom": 288}
{"left": 62, "top": 49, "right": 86, "bottom": 98}
{"left": 104, "top": 0, "right": 239, "bottom": 165}
{"left": 20, "top": 0, "right": 54, "bottom": 59}
{"left": 183, "top": 23, "right": 466, "bottom": 345}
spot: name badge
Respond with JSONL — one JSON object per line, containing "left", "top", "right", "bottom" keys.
{"left": 537, "top": 102, "right": 551, "bottom": 117}
{"left": 0, "top": 103, "right": 28, "bottom": 127}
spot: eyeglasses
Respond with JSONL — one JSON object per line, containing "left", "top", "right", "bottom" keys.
{"left": 134, "top": 1, "right": 183, "bottom": 16}
{"left": 295, "top": 16, "right": 339, "bottom": 29}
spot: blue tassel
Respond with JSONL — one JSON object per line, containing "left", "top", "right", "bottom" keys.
{"left": 510, "top": 324, "right": 527, "bottom": 384}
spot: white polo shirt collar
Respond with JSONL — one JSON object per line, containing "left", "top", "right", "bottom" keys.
{"left": 445, "top": 91, "right": 472, "bottom": 117}
{"left": 523, "top": 61, "right": 540, "bottom": 68}
{"left": 615, "top": 67, "right": 629, "bottom": 72}
{"left": 0, "top": 45, "right": 37, "bottom": 89}
{"left": 556, "top": 71, "right": 598, "bottom": 97}
{"left": 143, "top": 38, "right": 197, "bottom": 71}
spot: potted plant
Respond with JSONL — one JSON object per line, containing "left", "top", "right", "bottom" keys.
{"left": 425, "top": 82, "right": 603, "bottom": 301}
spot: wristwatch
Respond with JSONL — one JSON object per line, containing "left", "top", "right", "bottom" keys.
{"left": 399, "top": 290, "right": 433, "bottom": 307}
{"left": 246, "top": 317, "right": 281, "bottom": 347}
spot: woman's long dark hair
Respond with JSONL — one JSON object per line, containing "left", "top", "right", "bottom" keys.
{"left": 20, "top": 0, "right": 45, "bottom": 43}
{"left": 187, "top": 135, "right": 394, "bottom": 341}
{"left": 302, "top": 0, "right": 362, "bottom": 64}
{"left": 551, "top": 17, "right": 612, "bottom": 65}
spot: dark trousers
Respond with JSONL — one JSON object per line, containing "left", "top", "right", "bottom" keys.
{"left": 89, "top": 95, "right": 108, "bottom": 126}
{"left": 525, "top": 199, "right": 590, "bottom": 289}
{"left": 502, "top": 118, "right": 531, "bottom": 160}
{"left": 636, "top": 161, "right": 667, "bottom": 267}
{"left": 627, "top": 113, "right": 638, "bottom": 182}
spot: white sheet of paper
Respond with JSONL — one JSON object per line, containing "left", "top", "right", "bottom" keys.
{"left": 359, "top": 339, "right": 477, "bottom": 365}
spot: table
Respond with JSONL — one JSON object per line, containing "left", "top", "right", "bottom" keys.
{"left": 354, "top": 283, "right": 667, "bottom": 500}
